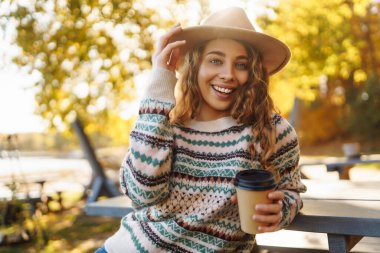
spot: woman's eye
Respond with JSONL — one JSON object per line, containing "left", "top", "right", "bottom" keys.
{"left": 236, "top": 62, "right": 248, "bottom": 70}
{"left": 210, "top": 59, "right": 222, "bottom": 65}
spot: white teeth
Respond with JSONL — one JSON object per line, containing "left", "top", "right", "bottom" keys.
{"left": 213, "top": 85, "right": 233, "bottom": 94}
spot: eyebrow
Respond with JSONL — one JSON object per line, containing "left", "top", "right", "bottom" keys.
{"left": 206, "top": 51, "right": 249, "bottom": 60}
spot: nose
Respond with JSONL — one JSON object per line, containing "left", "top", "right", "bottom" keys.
{"left": 219, "top": 63, "right": 235, "bottom": 82}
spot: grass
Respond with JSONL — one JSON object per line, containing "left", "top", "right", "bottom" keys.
{"left": 355, "top": 163, "right": 380, "bottom": 170}
{"left": 0, "top": 192, "right": 120, "bottom": 253}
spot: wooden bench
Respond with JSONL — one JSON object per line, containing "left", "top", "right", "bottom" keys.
{"left": 299, "top": 154, "right": 380, "bottom": 180}
{"left": 85, "top": 180, "right": 380, "bottom": 252}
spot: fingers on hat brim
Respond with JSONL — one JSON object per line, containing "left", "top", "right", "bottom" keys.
{"left": 156, "top": 25, "right": 183, "bottom": 54}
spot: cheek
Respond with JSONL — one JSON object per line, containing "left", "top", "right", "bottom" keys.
{"left": 197, "top": 68, "right": 213, "bottom": 88}
{"left": 197, "top": 69, "right": 204, "bottom": 84}
{"left": 237, "top": 72, "right": 249, "bottom": 86}
{"left": 197, "top": 65, "right": 205, "bottom": 83}
{"left": 197, "top": 70, "right": 207, "bottom": 93}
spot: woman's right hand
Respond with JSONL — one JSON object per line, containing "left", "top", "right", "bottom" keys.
{"left": 152, "top": 23, "right": 186, "bottom": 72}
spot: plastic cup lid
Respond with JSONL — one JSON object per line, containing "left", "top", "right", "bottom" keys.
{"left": 234, "top": 169, "right": 276, "bottom": 190}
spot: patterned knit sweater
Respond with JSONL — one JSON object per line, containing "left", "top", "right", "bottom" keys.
{"left": 105, "top": 68, "right": 306, "bottom": 253}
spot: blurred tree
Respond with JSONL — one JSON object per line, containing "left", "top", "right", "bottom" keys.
{"left": 346, "top": 73, "right": 380, "bottom": 144}
{"left": 344, "top": 1, "right": 380, "bottom": 143}
{"left": 8, "top": 0, "right": 378, "bottom": 148}
{"left": 257, "top": 0, "right": 380, "bottom": 144}
{"left": 1, "top": 0, "right": 192, "bottom": 146}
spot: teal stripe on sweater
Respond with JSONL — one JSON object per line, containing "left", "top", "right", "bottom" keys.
{"left": 124, "top": 166, "right": 169, "bottom": 207}
{"left": 152, "top": 219, "right": 231, "bottom": 249}
{"left": 140, "top": 98, "right": 174, "bottom": 109}
{"left": 276, "top": 126, "right": 293, "bottom": 142}
{"left": 171, "top": 181, "right": 233, "bottom": 194}
{"left": 272, "top": 149, "right": 299, "bottom": 170}
{"left": 139, "top": 113, "right": 167, "bottom": 123}
{"left": 135, "top": 122, "right": 173, "bottom": 138}
{"left": 122, "top": 221, "right": 149, "bottom": 253}
{"left": 175, "top": 134, "right": 253, "bottom": 148}
{"left": 138, "top": 114, "right": 172, "bottom": 127}
{"left": 132, "top": 211, "right": 220, "bottom": 250}
{"left": 131, "top": 148, "right": 167, "bottom": 167}
{"left": 174, "top": 158, "right": 261, "bottom": 177}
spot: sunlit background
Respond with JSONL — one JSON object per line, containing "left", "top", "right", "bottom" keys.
{"left": 0, "top": 1, "right": 380, "bottom": 252}
{"left": 1, "top": 0, "right": 380, "bottom": 150}
{"left": 0, "top": 0, "right": 271, "bottom": 134}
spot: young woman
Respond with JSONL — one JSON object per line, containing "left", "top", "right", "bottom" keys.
{"left": 98, "top": 7, "right": 306, "bottom": 253}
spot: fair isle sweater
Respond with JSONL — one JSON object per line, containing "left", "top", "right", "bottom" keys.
{"left": 105, "top": 68, "right": 307, "bottom": 253}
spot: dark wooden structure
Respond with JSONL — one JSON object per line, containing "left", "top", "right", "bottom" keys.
{"left": 72, "top": 118, "right": 121, "bottom": 203}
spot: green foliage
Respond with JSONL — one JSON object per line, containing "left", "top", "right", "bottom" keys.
{"left": 257, "top": 0, "right": 380, "bottom": 144}
{"left": 2, "top": 0, "right": 179, "bottom": 141}
{"left": 4, "top": 0, "right": 380, "bottom": 146}
{"left": 346, "top": 73, "right": 380, "bottom": 140}
{"left": 2, "top": 0, "right": 214, "bottom": 147}
{"left": 257, "top": 0, "right": 371, "bottom": 99}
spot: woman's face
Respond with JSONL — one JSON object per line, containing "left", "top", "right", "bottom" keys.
{"left": 196, "top": 39, "right": 249, "bottom": 121}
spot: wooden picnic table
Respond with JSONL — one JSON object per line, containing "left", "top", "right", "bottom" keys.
{"left": 291, "top": 180, "right": 380, "bottom": 253}
{"left": 299, "top": 154, "right": 380, "bottom": 180}
{"left": 85, "top": 179, "right": 380, "bottom": 253}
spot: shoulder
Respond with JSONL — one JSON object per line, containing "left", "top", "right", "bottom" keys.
{"left": 271, "top": 114, "right": 298, "bottom": 142}
{"left": 270, "top": 114, "right": 300, "bottom": 164}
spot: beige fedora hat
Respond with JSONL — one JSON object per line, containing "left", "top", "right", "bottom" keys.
{"left": 170, "top": 7, "right": 291, "bottom": 75}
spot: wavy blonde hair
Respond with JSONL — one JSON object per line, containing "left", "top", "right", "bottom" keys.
{"left": 169, "top": 40, "right": 277, "bottom": 169}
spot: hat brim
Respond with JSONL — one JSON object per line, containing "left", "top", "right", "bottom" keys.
{"left": 170, "top": 26, "right": 291, "bottom": 75}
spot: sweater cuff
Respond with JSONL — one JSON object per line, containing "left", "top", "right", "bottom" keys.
{"left": 144, "top": 67, "right": 177, "bottom": 104}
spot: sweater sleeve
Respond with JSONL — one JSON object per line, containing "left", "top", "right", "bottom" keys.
{"left": 119, "top": 67, "right": 177, "bottom": 209}
{"left": 270, "top": 115, "right": 307, "bottom": 229}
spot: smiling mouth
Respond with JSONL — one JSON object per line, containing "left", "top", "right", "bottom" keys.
{"left": 212, "top": 85, "right": 234, "bottom": 94}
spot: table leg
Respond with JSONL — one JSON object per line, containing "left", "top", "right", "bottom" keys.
{"left": 347, "top": 236, "right": 363, "bottom": 251}
{"left": 327, "top": 234, "right": 348, "bottom": 253}
{"left": 338, "top": 165, "right": 352, "bottom": 180}
{"left": 326, "top": 165, "right": 352, "bottom": 180}
{"left": 327, "top": 234, "right": 363, "bottom": 253}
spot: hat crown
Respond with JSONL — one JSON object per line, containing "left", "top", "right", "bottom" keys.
{"left": 201, "top": 7, "right": 256, "bottom": 32}
{"left": 170, "top": 6, "right": 291, "bottom": 75}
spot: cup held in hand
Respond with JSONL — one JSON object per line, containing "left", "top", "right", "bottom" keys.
{"left": 234, "top": 170, "right": 276, "bottom": 234}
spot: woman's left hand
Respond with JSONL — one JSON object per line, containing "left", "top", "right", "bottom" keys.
{"left": 231, "top": 190, "right": 285, "bottom": 233}
{"left": 152, "top": 23, "right": 186, "bottom": 72}
{"left": 254, "top": 190, "right": 284, "bottom": 233}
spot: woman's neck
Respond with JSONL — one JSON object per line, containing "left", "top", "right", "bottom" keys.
{"left": 186, "top": 116, "right": 237, "bottom": 132}
{"left": 195, "top": 108, "right": 231, "bottom": 121}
